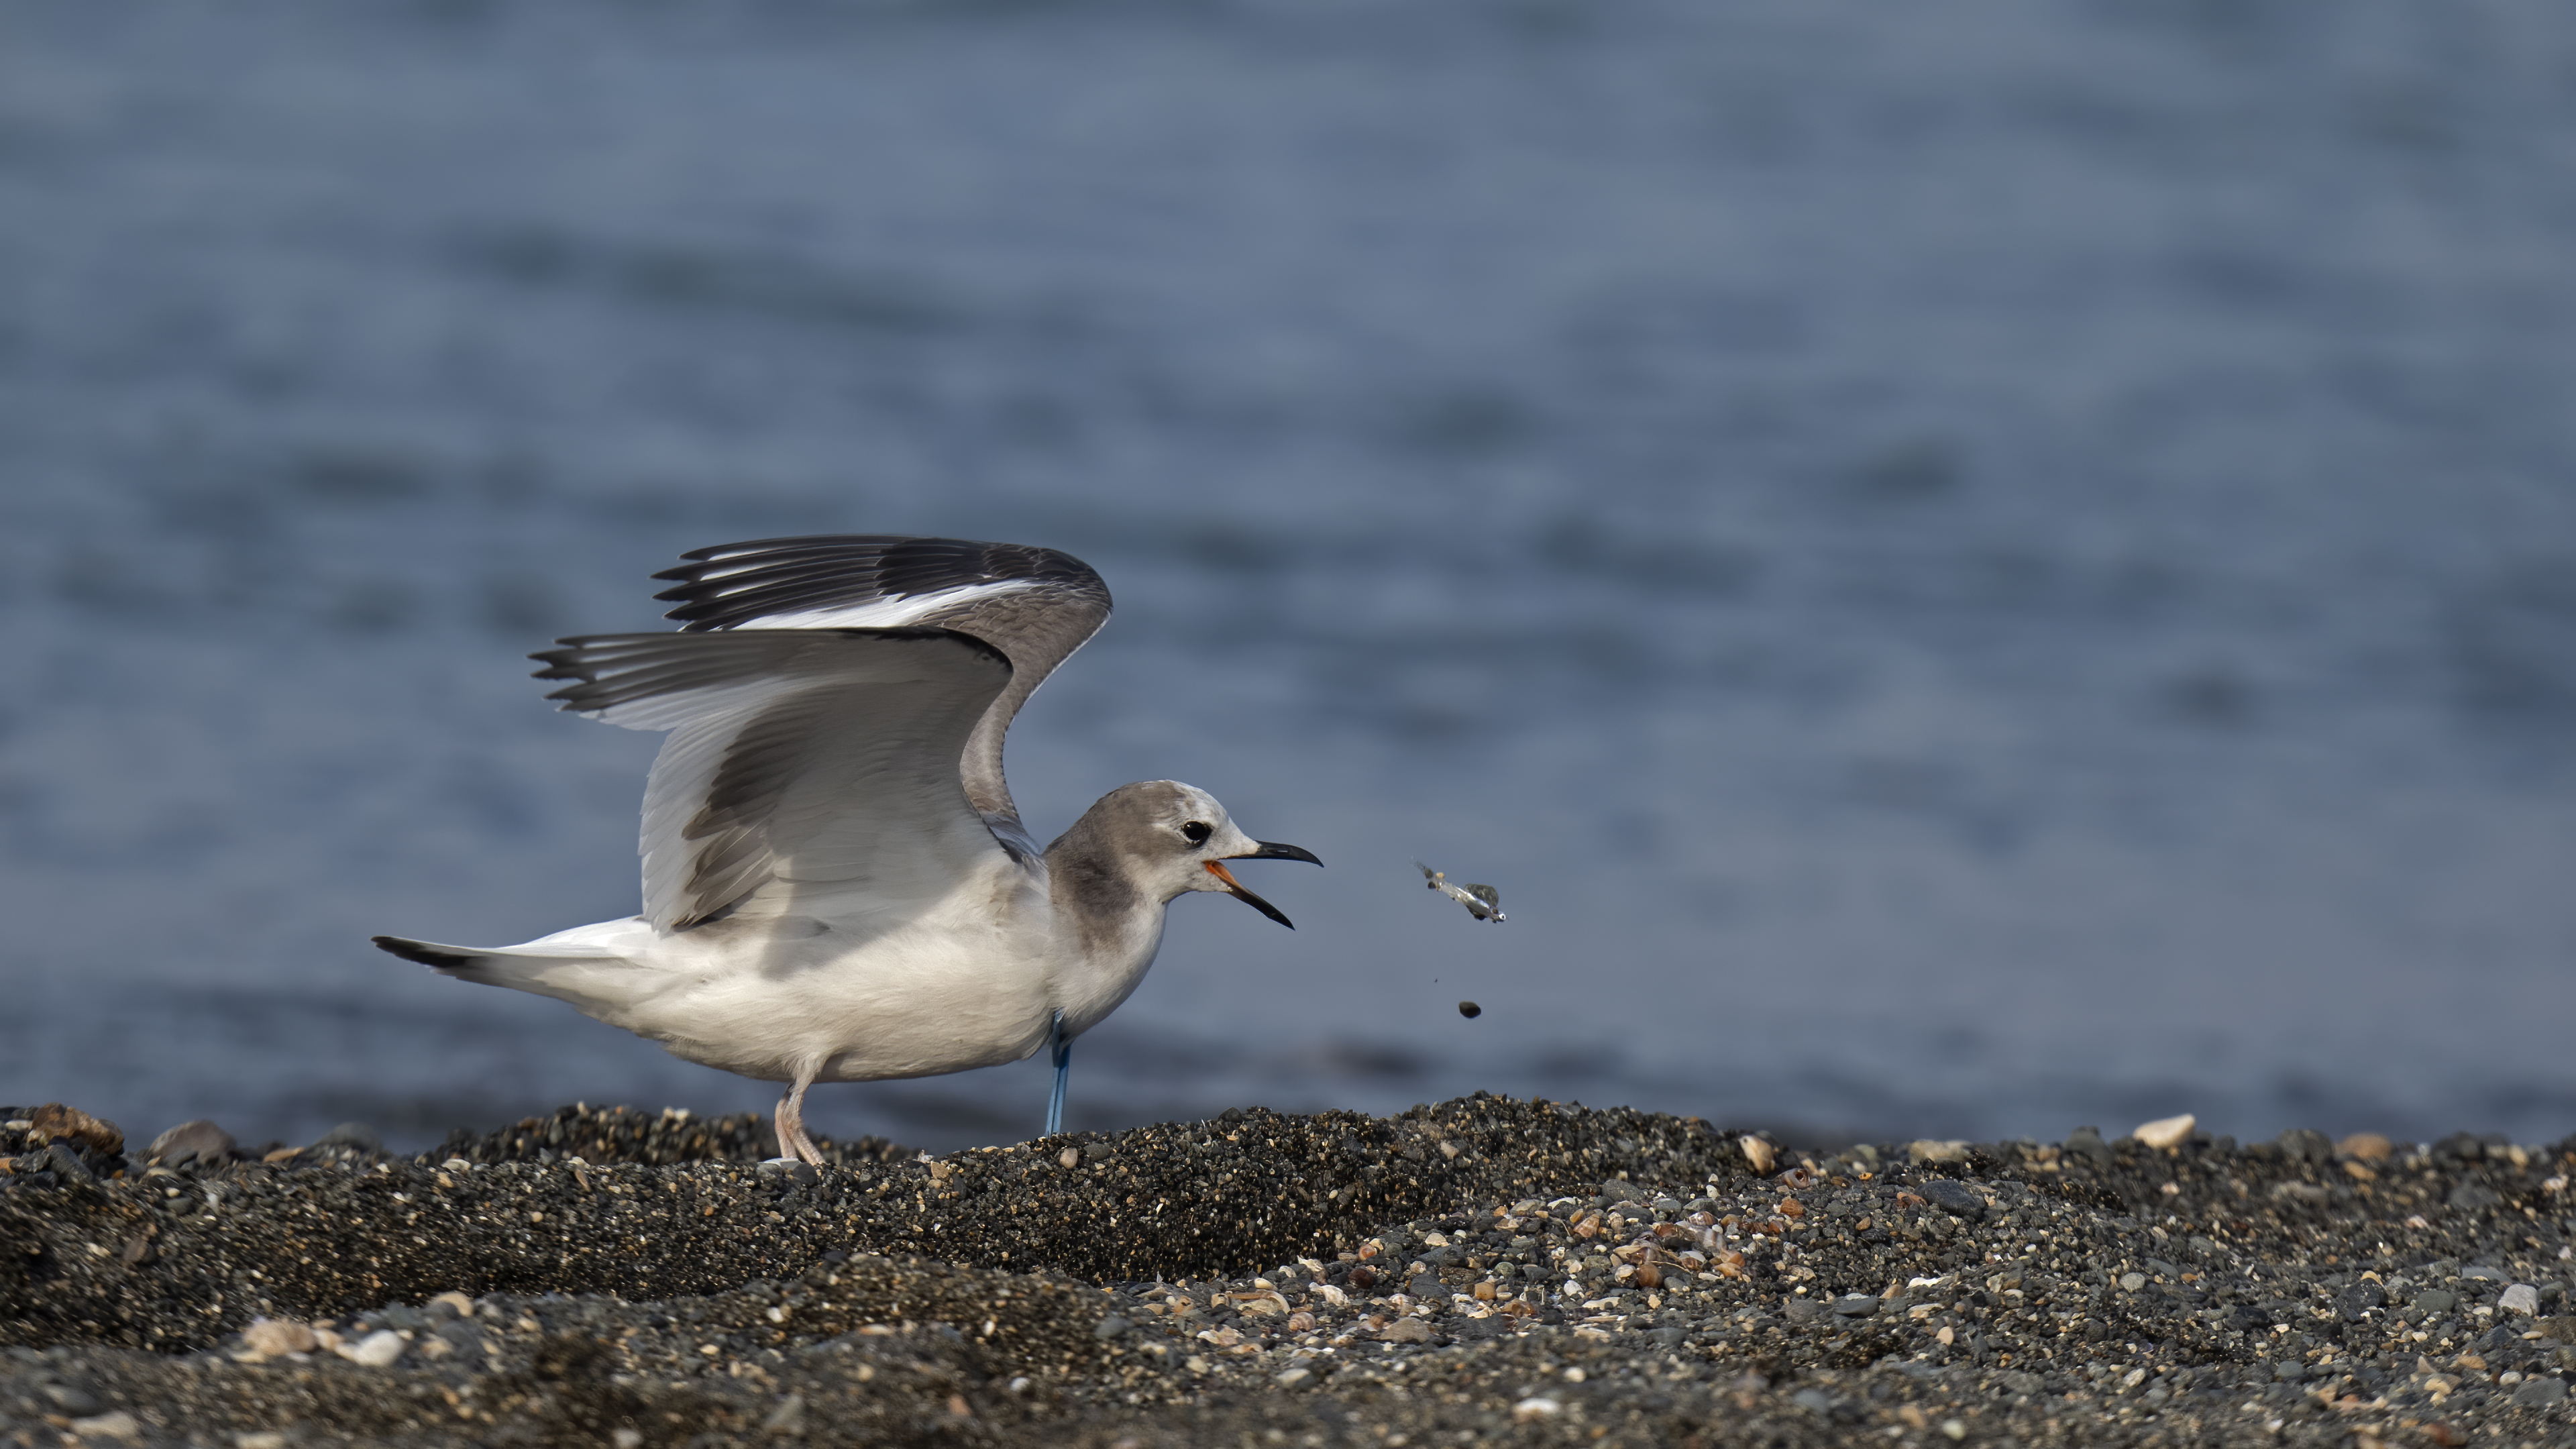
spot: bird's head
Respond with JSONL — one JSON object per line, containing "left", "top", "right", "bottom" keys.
{"left": 1071, "top": 780, "right": 1321, "bottom": 927}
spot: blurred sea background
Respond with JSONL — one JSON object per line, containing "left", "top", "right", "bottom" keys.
{"left": 3, "top": 1, "right": 2572, "bottom": 1157}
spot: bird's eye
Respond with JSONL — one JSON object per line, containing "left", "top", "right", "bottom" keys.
{"left": 1181, "top": 820, "right": 1212, "bottom": 845}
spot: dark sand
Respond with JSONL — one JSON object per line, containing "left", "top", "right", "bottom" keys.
{"left": 5, "top": 1098, "right": 2572, "bottom": 1446}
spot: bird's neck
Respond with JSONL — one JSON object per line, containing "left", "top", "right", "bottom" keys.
{"left": 1040, "top": 837, "right": 1172, "bottom": 1033}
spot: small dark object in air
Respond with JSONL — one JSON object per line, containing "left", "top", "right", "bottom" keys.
{"left": 1458, "top": 1001, "right": 1482, "bottom": 1019}
{"left": 1417, "top": 863, "right": 1505, "bottom": 922}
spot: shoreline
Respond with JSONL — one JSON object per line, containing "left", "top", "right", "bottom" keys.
{"left": 5, "top": 1097, "right": 2571, "bottom": 1446}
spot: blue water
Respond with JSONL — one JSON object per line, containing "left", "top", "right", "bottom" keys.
{"left": 4, "top": 1, "right": 2573, "bottom": 1155}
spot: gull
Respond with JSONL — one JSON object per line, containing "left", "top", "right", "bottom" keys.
{"left": 372, "top": 535, "right": 1320, "bottom": 1163}
{"left": 1417, "top": 863, "right": 1505, "bottom": 923}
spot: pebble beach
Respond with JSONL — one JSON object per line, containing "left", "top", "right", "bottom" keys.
{"left": 5, "top": 1097, "right": 2573, "bottom": 1447}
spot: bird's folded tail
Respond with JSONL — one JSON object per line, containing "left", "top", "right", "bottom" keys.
{"left": 372, "top": 935, "right": 488, "bottom": 969}
{"left": 371, "top": 933, "right": 658, "bottom": 1018}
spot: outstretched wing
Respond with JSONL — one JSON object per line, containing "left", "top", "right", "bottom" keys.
{"left": 1462, "top": 884, "right": 1502, "bottom": 912}
{"left": 648, "top": 536, "right": 1111, "bottom": 850}
{"left": 531, "top": 628, "right": 1014, "bottom": 932}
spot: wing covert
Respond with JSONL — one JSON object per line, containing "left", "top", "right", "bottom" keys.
{"left": 647, "top": 535, "right": 1111, "bottom": 845}
{"left": 531, "top": 627, "right": 1014, "bottom": 931}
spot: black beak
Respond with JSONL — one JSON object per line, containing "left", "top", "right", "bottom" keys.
{"left": 1231, "top": 840, "right": 1323, "bottom": 867}
{"left": 1203, "top": 841, "right": 1321, "bottom": 930}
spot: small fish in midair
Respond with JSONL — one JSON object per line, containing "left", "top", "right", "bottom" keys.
{"left": 1417, "top": 863, "right": 1505, "bottom": 923}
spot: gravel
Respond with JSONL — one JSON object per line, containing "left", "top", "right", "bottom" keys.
{"left": 5, "top": 1097, "right": 2573, "bottom": 1445}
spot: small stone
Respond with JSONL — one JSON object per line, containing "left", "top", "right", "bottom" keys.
{"left": 1274, "top": 1368, "right": 1311, "bottom": 1388}
{"left": 755, "top": 1158, "right": 818, "bottom": 1185}
{"left": 337, "top": 1330, "right": 405, "bottom": 1367}
{"left": 67, "top": 1412, "right": 141, "bottom": 1442}
{"left": 1093, "top": 1316, "right": 1132, "bottom": 1339}
{"left": 43, "top": 1385, "right": 102, "bottom": 1416}
{"left": 312, "top": 1122, "right": 383, "bottom": 1154}
{"left": 2337, "top": 1132, "right": 2394, "bottom": 1161}
{"left": 1941, "top": 1420, "right": 1968, "bottom": 1441}
{"left": 2132, "top": 1113, "right": 2194, "bottom": 1149}
{"left": 2498, "top": 1283, "right": 2540, "bottom": 1316}
{"left": 2448, "top": 1182, "right": 2502, "bottom": 1211}
{"left": 612, "top": 1432, "right": 643, "bottom": 1449}
{"left": 1920, "top": 1180, "right": 1986, "bottom": 1216}
{"left": 237, "top": 1435, "right": 289, "bottom": 1449}
{"left": 40, "top": 1142, "right": 94, "bottom": 1181}
{"left": 761, "top": 1394, "right": 805, "bottom": 1432}
{"left": 2412, "top": 1288, "right": 2457, "bottom": 1313}
{"left": 2118, "top": 1271, "right": 2146, "bottom": 1292}
{"left": 1457, "top": 1001, "right": 1481, "bottom": 1018}
{"left": 147, "top": 1120, "right": 238, "bottom": 1168}
{"left": 1406, "top": 1273, "right": 1444, "bottom": 1299}
{"left": 2062, "top": 1126, "right": 2114, "bottom": 1165}
{"left": 1379, "top": 1317, "right": 1432, "bottom": 1343}
{"left": 1737, "top": 1136, "right": 1776, "bottom": 1173}
{"left": 2512, "top": 1376, "right": 2567, "bottom": 1407}
{"left": 1059, "top": 1147, "right": 1081, "bottom": 1169}
{"left": 1512, "top": 1396, "right": 1561, "bottom": 1420}
{"left": 29, "top": 1104, "right": 123, "bottom": 1157}
{"left": 1790, "top": 1388, "right": 1835, "bottom": 1415}
{"left": 2277, "top": 1128, "right": 2334, "bottom": 1164}
{"left": 1831, "top": 1294, "right": 1878, "bottom": 1317}
{"left": 1907, "top": 1139, "right": 1969, "bottom": 1164}
{"left": 428, "top": 1291, "right": 476, "bottom": 1319}
{"left": 239, "top": 1318, "right": 317, "bottom": 1360}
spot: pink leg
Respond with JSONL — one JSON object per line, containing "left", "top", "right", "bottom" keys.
{"left": 773, "top": 1073, "right": 826, "bottom": 1166}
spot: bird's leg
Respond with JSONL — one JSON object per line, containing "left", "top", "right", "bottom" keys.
{"left": 774, "top": 1071, "right": 826, "bottom": 1167}
{"left": 1044, "top": 1010, "right": 1072, "bottom": 1137}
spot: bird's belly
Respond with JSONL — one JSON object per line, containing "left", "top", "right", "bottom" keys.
{"left": 621, "top": 923, "right": 1055, "bottom": 1084}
